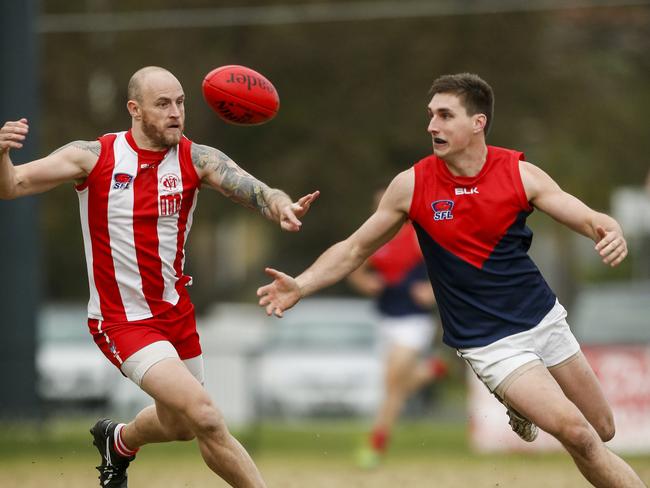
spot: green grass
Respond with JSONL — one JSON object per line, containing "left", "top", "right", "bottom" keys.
{"left": 1, "top": 418, "right": 649, "bottom": 488}
{"left": 0, "top": 418, "right": 465, "bottom": 460}
{"left": 238, "top": 419, "right": 467, "bottom": 457}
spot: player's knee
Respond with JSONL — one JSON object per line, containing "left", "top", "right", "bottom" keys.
{"left": 167, "top": 423, "right": 196, "bottom": 441}
{"left": 385, "top": 363, "right": 410, "bottom": 390}
{"left": 594, "top": 414, "right": 615, "bottom": 443}
{"left": 155, "top": 410, "right": 196, "bottom": 441}
{"left": 185, "top": 400, "right": 228, "bottom": 442}
{"left": 556, "top": 418, "right": 599, "bottom": 458}
{"left": 385, "top": 369, "right": 402, "bottom": 389}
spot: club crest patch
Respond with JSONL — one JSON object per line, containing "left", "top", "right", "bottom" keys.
{"left": 159, "top": 173, "right": 180, "bottom": 193}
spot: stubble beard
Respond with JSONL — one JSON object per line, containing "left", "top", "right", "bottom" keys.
{"left": 141, "top": 115, "right": 182, "bottom": 149}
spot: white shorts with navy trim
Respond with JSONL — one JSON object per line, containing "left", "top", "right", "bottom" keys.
{"left": 456, "top": 300, "right": 580, "bottom": 392}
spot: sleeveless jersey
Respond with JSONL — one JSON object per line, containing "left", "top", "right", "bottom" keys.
{"left": 368, "top": 223, "right": 431, "bottom": 317}
{"left": 408, "top": 145, "right": 556, "bottom": 348}
{"left": 76, "top": 130, "right": 200, "bottom": 322}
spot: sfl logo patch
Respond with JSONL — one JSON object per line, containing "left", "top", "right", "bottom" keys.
{"left": 431, "top": 200, "right": 454, "bottom": 221}
{"left": 112, "top": 173, "right": 133, "bottom": 190}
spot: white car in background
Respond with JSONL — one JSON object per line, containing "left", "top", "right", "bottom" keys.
{"left": 37, "top": 303, "right": 121, "bottom": 406}
{"left": 254, "top": 298, "right": 383, "bottom": 419}
{"left": 570, "top": 280, "right": 650, "bottom": 344}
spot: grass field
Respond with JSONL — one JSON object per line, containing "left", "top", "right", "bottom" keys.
{"left": 1, "top": 419, "right": 649, "bottom": 487}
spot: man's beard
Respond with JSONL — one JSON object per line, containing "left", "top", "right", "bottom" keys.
{"left": 141, "top": 116, "right": 182, "bottom": 148}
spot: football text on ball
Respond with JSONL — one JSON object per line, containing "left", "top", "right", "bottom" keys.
{"left": 225, "top": 73, "right": 275, "bottom": 93}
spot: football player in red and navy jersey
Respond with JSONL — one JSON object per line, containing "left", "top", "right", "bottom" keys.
{"left": 258, "top": 73, "right": 645, "bottom": 487}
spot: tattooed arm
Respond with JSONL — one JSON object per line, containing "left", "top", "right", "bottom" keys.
{"left": 0, "top": 118, "right": 98, "bottom": 199}
{"left": 192, "top": 142, "right": 319, "bottom": 231}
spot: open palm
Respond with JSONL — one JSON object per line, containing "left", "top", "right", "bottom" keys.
{"left": 256, "top": 267, "right": 301, "bottom": 317}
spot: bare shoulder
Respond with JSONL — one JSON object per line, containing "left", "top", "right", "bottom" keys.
{"left": 518, "top": 160, "right": 559, "bottom": 201}
{"left": 190, "top": 142, "right": 232, "bottom": 177}
{"left": 49, "top": 140, "right": 101, "bottom": 174}
{"left": 518, "top": 160, "right": 540, "bottom": 176}
{"left": 382, "top": 168, "right": 415, "bottom": 214}
{"left": 51, "top": 140, "right": 100, "bottom": 158}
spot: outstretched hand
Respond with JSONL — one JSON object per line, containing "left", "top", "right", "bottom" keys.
{"left": 0, "top": 118, "right": 29, "bottom": 153}
{"left": 257, "top": 267, "right": 302, "bottom": 317}
{"left": 279, "top": 190, "right": 320, "bottom": 232}
{"left": 594, "top": 226, "right": 627, "bottom": 267}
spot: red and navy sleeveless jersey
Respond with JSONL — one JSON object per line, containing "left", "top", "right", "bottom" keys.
{"left": 368, "top": 223, "right": 430, "bottom": 317}
{"left": 408, "top": 145, "right": 556, "bottom": 348}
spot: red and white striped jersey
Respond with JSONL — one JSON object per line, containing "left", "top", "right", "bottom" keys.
{"left": 76, "top": 130, "right": 201, "bottom": 322}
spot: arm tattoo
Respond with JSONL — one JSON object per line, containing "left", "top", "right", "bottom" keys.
{"left": 50, "top": 140, "right": 100, "bottom": 157}
{"left": 192, "top": 143, "right": 278, "bottom": 217}
{"left": 191, "top": 142, "right": 223, "bottom": 172}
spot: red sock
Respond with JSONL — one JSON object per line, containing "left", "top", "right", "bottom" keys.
{"left": 369, "top": 428, "right": 389, "bottom": 453}
{"left": 428, "top": 357, "right": 448, "bottom": 380}
{"left": 114, "top": 423, "right": 139, "bottom": 458}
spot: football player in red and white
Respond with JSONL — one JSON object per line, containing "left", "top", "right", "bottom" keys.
{"left": 0, "top": 66, "right": 318, "bottom": 488}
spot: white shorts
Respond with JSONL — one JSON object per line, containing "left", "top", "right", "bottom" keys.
{"left": 456, "top": 300, "right": 580, "bottom": 392}
{"left": 380, "top": 314, "right": 436, "bottom": 354}
{"left": 120, "top": 340, "right": 205, "bottom": 387}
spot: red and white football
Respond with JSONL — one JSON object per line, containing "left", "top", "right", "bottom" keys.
{"left": 202, "top": 65, "right": 280, "bottom": 125}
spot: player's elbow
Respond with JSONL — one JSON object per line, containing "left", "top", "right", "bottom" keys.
{"left": 0, "top": 186, "right": 18, "bottom": 200}
{"left": 347, "top": 241, "right": 371, "bottom": 269}
{"left": 0, "top": 171, "right": 22, "bottom": 200}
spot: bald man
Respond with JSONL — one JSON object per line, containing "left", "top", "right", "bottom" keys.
{"left": 0, "top": 66, "right": 318, "bottom": 488}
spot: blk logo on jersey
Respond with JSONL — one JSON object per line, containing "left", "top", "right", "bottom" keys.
{"left": 431, "top": 200, "right": 454, "bottom": 221}
{"left": 455, "top": 187, "right": 479, "bottom": 195}
{"left": 160, "top": 173, "right": 180, "bottom": 193}
{"left": 112, "top": 173, "right": 134, "bottom": 190}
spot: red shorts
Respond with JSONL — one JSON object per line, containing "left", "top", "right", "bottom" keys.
{"left": 88, "top": 290, "right": 202, "bottom": 370}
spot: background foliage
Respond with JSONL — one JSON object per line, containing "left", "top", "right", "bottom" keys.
{"left": 33, "top": 1, "right": 650, "bottom": 309}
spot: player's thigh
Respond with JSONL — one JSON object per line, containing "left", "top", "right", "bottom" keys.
{"left": 140, "top": 356, "right": 212, "bottom": 413}
{"left": 385, "top": 344, "right": 421, "bottom": 382}
{"left": 151, "top": 355, "right": 204, "bottom": 434}
{"left": 503, "top": 362, "right": 587, "bottom": 438}
{"left": 141, "top": 359, "right": 227, "bottom": 437}
{"left": 548, "top": 351, "right": 614, "bottom": 440}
